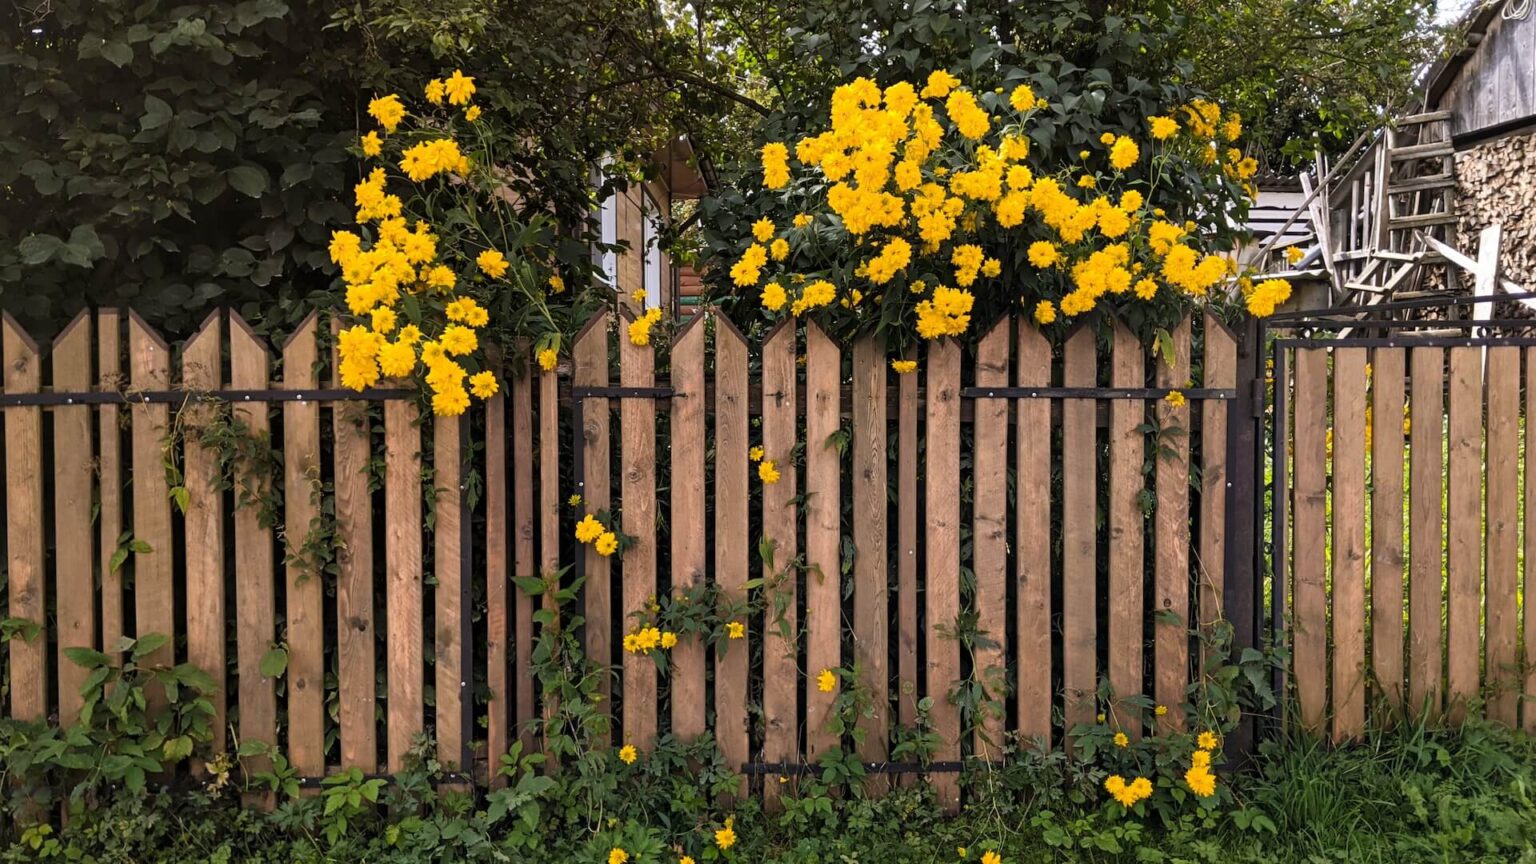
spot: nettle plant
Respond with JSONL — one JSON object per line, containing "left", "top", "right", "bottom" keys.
{"left": 714, "top": 71, "right": 1293, "bottom": 360}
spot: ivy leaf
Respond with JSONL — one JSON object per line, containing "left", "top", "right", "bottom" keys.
{"left": 227, "top": 165, "right": 269, "bottom": 198}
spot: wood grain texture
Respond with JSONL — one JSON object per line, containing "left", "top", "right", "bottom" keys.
{"left": 282, "top": 313, "right": 325, "bottom": 776}
{"left": 573, "top": 312, "right": 613, "bottom": 738}
{"left": 896, "top": 356, "right": 920, "bottom": 733}
{"left": 538, "top": 363, "right": 560, "bottom": 753}
{"left": 4, "top": 314, "right": 45, "bottom": 720}
{"left": 972, "top": 320, "right": 1009, "bottom": 756}
{"left": 712, "top": 315, "right": 750, "bottom": 795}
{"left": 129, "top": 313, "right": 173, "bottom": 706}
{"left": 1153, "top": 318, "right": 1191, "bottom": 730}
{"left": 52, "top": 313, "right": 96, "bottom": 727}
{"left": 1062, "top": 326, "right": 1097, "bottom": 739}
{"left": 230, "top": 315, "right": 277, "bottom": 764}
{"left": 1526, "top": 349, "right": 1536, "bottom": 734}
{"left": 760, "top": 322, "right": 798, "bottom": 805}
{"left": 619, "top": 310, "right": 658, "bottom": 750}
{"left": 484, "top": 350, "right": 509, "bottom": 783}
{"left": 330, "top": 319, "right": 376, "bottom": 772}
{"left": 1291, "top": 347, "right": 1328, "bottom": 735}
{"left": 1107, "top": 320, "right": 1145, "bottom": 737}
{"left": 180, "top": 314, "right": 223, "bottom": 749}
{"left": 669, "top": 317, "right": 707, "bottom": 742}
{"left": 804, "top": 323, "right": 842, "bottom": 762}
{"left": 1408, "top": 347, "right": 1445, "bottom": 722}
{"left": 1370, "top": 348, "right": 1406, "bottom": 715}
{"left": 96, "top": 310, "right": 125, "bottom": 657}
{"left": 1484, "top": 347, "right": 1519, "bottom": 727}
{"left": 850, "top": 334, "right": 888, "bottom": 791}
{"left": 511, "top": 361, "right": 536, "bottom": 748}
{"left": 1199, "top": 316, "right": 1236, "bottom": 669}
{"left": 925, "top": 338, "right": 961, "bottom": 811}
{"left": 434, "top": 415, "right": 463, "bottom": 768}
{"left": 1331, "top": 348, "right": 1367, "bottom": 742}
{"left": 384, "top": 392, "right": 423, "bottom": 772}
{"left": 1014, "top": 323, "right": 1052, "bottom": 748}
{"left": 1446, "top": 347, "right": 1481, "bottom": 724}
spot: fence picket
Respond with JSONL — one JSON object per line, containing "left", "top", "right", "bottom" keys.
{"left": 181, "top": 313, "right": 223, "bottom": 750}
{"left": 851, "top": 334, "right": 888, "bottom": 790}
{"left": 511, "top": 360, "right": 537, "bottom": 749}
{"left": 1446, "top": 346, "right": 1481, "bottom": 723}
{"left": 897, "top": 356, "right": 920, "bottom": 734}
{"left": 1484, "top": 347, "right": 1519, "bottom": 727}
{"left": 670, "top": 316, "right": 708, "bottom": 742}
{"left": 1200, "top": 316, "right": 1236, "bottom": 665}
{"left": 331, "top": 319, "right": 377, "bottom": 773}
{"left": 4, "top": 314, "right": 44, "bottom": 721}
{"left": 435, "top": 413, "right": 464, "bottom": 768}
{"left": 282, "top": 313, "right": 325, "bottom": 776}
{"left": 52, "top": 313, "right": 95, "bottom": 727}
{"left": 619, "top": 310, "right": 658, "bottom": 750}
{"left": 1526, "top": 349, "right": 1536, "bottom": 734}
{"left": 574, "top": 312, "right": 613, "bottom": 738}
{"left": 1153, "top": 318, "right": 1191, "bottom": 730}
{"left": 805, "top": 323, "right": 841, "bottom": 762}
{"left": 925, "top": 338, "right": 961, "bottom": 810}
{"left": 972, "top": 320, "right": 1009, "bottom": 756}
{"left": 485, "top": 349, "right": 509, "bottom": 782}
{"left": 129, "top": 313, "right": 174, "bottom": 709}
{"left": 97, "top": 310, "right": 125, "bottom": 657}
{"left": 1292, "top": 347, "right": 1328, "bottom": 734}
{"left": 1062, "top": 326, "right": 1097, "bottom": 739}
{"left": 1331, "top": 347, "right": 1367, "bottom": 742}
{"left": 230, "top": 314, "right": 277, "bottom": 766}
{"left": 1371, "top": 347, "right": 1406, "bottom": 714}
{"left": 384, "top": 383, "right": 423, "bottom": 772}
{"left": 1408, "top": 347, "right": 1445, "bottom": 722}
{"left": 538, "top": 357, "right": 560, "bottom": 754}
{"left": 1108, "top": 320, "right": 1144, "bottom": 737}
{"left": 761, "top": 322, "right": 798, "bottom": 804}
{"left": 713, "top": 314, "right": 750, "bottom": 795}
{"left": 1014, "top": 323, "right": 1052, "bottom": 747}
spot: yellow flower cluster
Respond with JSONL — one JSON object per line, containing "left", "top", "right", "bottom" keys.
{"left": 627, "top": 307, "right": 664, "bottom": 346}
{"left": 1184, "top": 731, "right": 1220, "bottom": 798}
{"left": 399, "top": 138, "right": 469, "bottom": 183}
{"left": 574, "top": 513, "right": 619, "bottom": 556}
{"left": 1244, "top": 278, "right": 1293, "bottom": 317}
{"left": 1104, "top": 774, "right": 1154, "bottom": 808}
{"left": 622, "top": 625, "right": 678, "bottom": 654}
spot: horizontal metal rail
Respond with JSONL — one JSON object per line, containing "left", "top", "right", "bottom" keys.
{"left": 963, "top": 386, "right": 1236, "bottom": 400}
{"left": 0, "top": 387, "right": 414, "bottom": 408}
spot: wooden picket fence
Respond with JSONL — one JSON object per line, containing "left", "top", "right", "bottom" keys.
{"left": 0, "top": 306, "right": 1256, "bottom": 803}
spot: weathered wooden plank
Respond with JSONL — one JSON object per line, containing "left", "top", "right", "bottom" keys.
{"left": 619, "top": 310, "right": 658, "bottom": 750}
{"left": 804, "top": 323, "right": 842, "bottom": 762}
{"left": 1062, "top": 326, "right": 1097, "bottom": 739}
{"left": 573, "top": 312, "right": 613, "bottom": 739}
{"left": 760, "top": 322, "right": 798, "bottom": 805}
{"left": 1292, "top": 347, "right": 1328, "bottom": 735}
{"left": 1153, "top": 318, "right": 1191, "bottom": 729}
{"left": 850, "top": 334, "right": 888, "bottom": 791}
{"left": 97, "top": 309, "right": 125, "bottom": 658}
{"left": 896, "top": 353, "right": 920, "bottom": 733}
{"left": 1446, "top": 346, "right": 1481, "bottom": 723}
{"left": 1408, "top": 347, "right": 1445, "bottom": 722}
{"left": 669, "top": 316, "right": 708, "bottom": 742}
{"left": 1526, "top": 349, "right": 1536, "bottom": 734}
{"left": 52, "top": 313, "right": 96, "bottom": 727}
{"left": 330, "top": 319, "right": 376, "bottom": 772}
{"left": 282, "top": 313, "right": 325, "bottom": 776}
{"left": 538, "top": 358, "right": 560, "bottom": 753}
{"left": 1200, "top": 316, "right": 1236, "bottom": 669}
{"left": 230, "top": 314, "right": 277, "bottom": 764}
{"left": 925, "top": 338, "right": 961, "bottom": 810}
{"left": 1370, "top": 347, "right": 1406, "bottom": 715}
{"left": 129, "top": 312, "right": 173, "bottom": 706}
{"left": 434, "top": 413, "right": 463, "bottom": 768}
{"left": 1014, "top": 323, "right": 1052, "bottom": 747}
{"left": 713, "top": 314, "right": 750, "bottom": 795}
{"left": 1331, "top": 347, "right": 1367, "bottom": 742}
{"left": 4, "top": 314, "right": 45, "bottom": 720}
{"left": 384, "top": 385, "right": 423, "bottom": 772}
{"left": 180, "top": 313, "right": 223, "bottom": 748}
{"left": 1107, "top": 320, "right": 1144, "bottom": 737}
{"left": 484, "top": 349, "right": 509, "bottom": 783}
{"left": 1485, "top": 347, "right": 1519, "bottom": 727}
{"left": 512, "top": 359, "right": 537, "bottom": 749}
{"left": 972, "top": 320, "right": 1009, "bottom": 755}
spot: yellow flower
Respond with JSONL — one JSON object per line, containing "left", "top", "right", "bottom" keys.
{"left": 714, "top": 821, "right": 737, "bottom": 851}
{"left": 1109, "top": 136, "right": 1140, "bottom": 171}
{"left": 758, "top": 460, "right": 781, "bottom": 484}
{"left": 761, "top": 282, "right": 787, "bottom": 312}
{"left": 425, "top": 79, "right": 445, "bottom": 105}
{"left": 1077, "top": 174, "right": 1097, "bottom": 189}
{"left": 816, "top": 668, "right": 836, "bottom": 693}
{"left": 1192, "top": 749, "right": 1212, "bottom": 769}
{"left": 618, "top": 743, "right": 638, "bottom": 764}
{"left": 425, "top": 265, "right": 457, "bottom": 292}
{"left": 1149, "top": 115, "right": 1180, "bottom": 139}
{"left": 431, "top": 386, "right": 470, "bottom": 417}
{"left": 596, "top": 532, "right": 618, "bottom": 556}
{"left": 367, "top": 94, "right": 405, "bottom": 132}
{"left": 727, "top": 621, "right": 745, "bottom": 639}
{"left": 752, "top": 217, "right": 775, "bottom": 243}
{"left": 1246, "top": 278, "right": 1292, "bottom": 317}
{"left": 748, "top": 446, "right": 764, "bottom": 462}
{"left": 609, "top": 849, "right": 628, "bottom": 864}
{"left": 444, "top": 69, "right": 476, "bottom": 105}
{"left": 1164, "top": 390, "right": 1187, "bottom": 408}
{"left": 1197, "top": 730, "right": 1219, "bottom": 751}
{"left": 1184, "top": 765, "right": 1217, "bottom": 798}
{"left": 981, "top": 853, "right": 1002, "bottom": 864}
{"left": 538, "top": 348, "right": 558, "bottom": 372}
{"left": 660, "top": 631, "right": 678, "bottom": 649}
{"left": 469, "top": 371, "right": 498, "bottom": 399}
{"left": 464, "top": 105, "right": 481, "bottom": 122}
{"left": 377, "top": 339, "right": 416, "bottom": 378}
{"left": 476, "top": 249, "right": 509, "bottom": 278}
{"left": 1034, "top": 300, "right": 1057, "bottom": 325}
{"left": 681, "top": 858, "right": 696, "bottom": 864}
{"left": 1009, "top": 84, "right": 1036, "bottom": 112}
{"left": 548, "top": 274, "right": 565, "bottom": 294}
{"left": 793, "top": 213, "right": 811, "bottom": 229}
{"left": 631, "top": 288, "right": 648, "bottom": 303}
{"left": 891, "top": 359, "right": 917, "bottom": 374}
{"left": 770, "top": 238, "right": 789, "bottom": 261}
{"left": 575, "top": 514, "right": 604, "bottom": 544}
{"left": 1154, "top": 705, "right": 1168, "bottom": 717}
{"left": 762, "top": 142, "right": 790, "bottom": 189}
{"left": 921, "top": 69, "right": 960, "bottom": 99}
{"left": 1285, "top": 245, "right": 1305, "bottom": 264}
{"left": 1114, "top": 732, "right": 1129, "bottom": 747}
{"left": 399, "top": 138, "right": 466, "bottom": 182}
{"left": 568, "top": 494, "right": 582, "bottom": 507}
{"left": 441, "top": 325, "right": 477, "bottom": 356}
{"left": 360, "top": 131, "right": 383, "bottom": 157}
{"left": 370, "top": 307, "right": 397, "bottom": 333}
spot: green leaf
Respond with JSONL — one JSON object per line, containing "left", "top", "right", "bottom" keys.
{"left": 227, "top": 165, "right": 269, "bottom": 198}
{"left": 101, "top": 40, "right": 133, "bottom": 67}
{"left": 140, "top": 94, "right": 172, "bottom": 131}
{"left": 64, "top": 647, "right": 112, "bottom": 669}
{"left": 131, "top": 632, "right": 170, "bottom": 660}
{"left": 17, "top": 234, "right": 64, "bottom": 265}
{"left": 259, "top": 646, "right": 289, "bottom": 678}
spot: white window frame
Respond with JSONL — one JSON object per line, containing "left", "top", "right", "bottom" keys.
{"left": 641, "top": 186, "right": 663, "bottom": 309}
